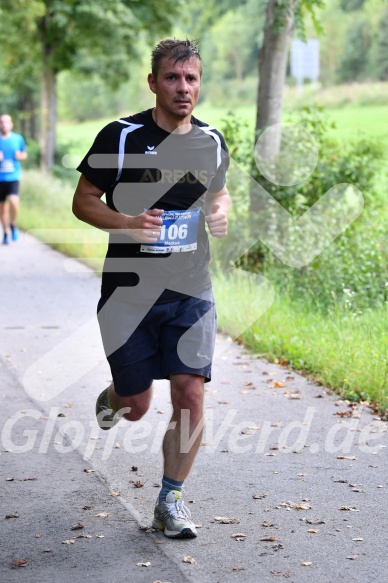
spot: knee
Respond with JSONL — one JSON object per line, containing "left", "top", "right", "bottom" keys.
{"left": 118, "top": 394, "right": 150, "bottom": 422}
{"left": 171, "top": 376, "right": 204, "bottom": 414}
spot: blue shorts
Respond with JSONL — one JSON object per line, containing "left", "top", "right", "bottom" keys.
{"left": 0, "top": 181, "right": 19, "bottom": 202}
{"left": 97, "top": 289, "right": 216, "bottom": 396}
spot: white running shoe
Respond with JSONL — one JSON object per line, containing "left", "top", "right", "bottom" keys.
{"left": 152, "top": 490, "right": 197, "bottom": 538}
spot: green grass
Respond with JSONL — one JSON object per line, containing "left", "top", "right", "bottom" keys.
{"left": 58, "top": 102, "right": 388, "bottom": 156}
{"left": 213, "top": 270, "right": 388, "bottom": 411}
{"left": 19, "top": 170, "right": 106, "bottom": 272}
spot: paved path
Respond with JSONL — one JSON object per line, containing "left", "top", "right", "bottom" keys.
{"left": 1, "top": 232, "right": 387, "bottom": 583}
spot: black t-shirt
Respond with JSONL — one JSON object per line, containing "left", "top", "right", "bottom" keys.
{"left": 77, "top": 108, "right": 229, "bottom": 304}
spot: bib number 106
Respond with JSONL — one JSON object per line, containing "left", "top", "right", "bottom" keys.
{"left": 160, "top": 223, "right": 188, "bottom": 241}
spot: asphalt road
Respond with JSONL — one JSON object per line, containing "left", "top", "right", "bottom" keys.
{"left": 1, "top": 232, "right": 387, "bottom": 583}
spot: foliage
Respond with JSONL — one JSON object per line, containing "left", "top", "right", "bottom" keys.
{"left": 216, "top": 106, "right": 387, "bottom": 312}
{"left": 375, "top": 7, "right": 388, "bottom": 81}
{"left": 336, "top": 17, "right": 372, "bottom": 82}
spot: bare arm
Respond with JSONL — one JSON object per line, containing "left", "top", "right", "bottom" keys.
{"left": 72, "top": 175, "right": 163, "bottom": 243}
{"left": 205, "top": 185, "right": 231, "bottom": 238}
{"left": 15, "top": 150, "right": 27, "bottom": 161}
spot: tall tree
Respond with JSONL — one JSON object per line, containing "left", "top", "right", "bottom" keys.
{"left": 0, "top": 0, "right": 180, "bottom": 171}
{"left": 255, "top": 0, "right": 324, "bottom": 164}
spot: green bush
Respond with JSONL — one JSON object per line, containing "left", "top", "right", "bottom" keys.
{"left": 217, "top": 107, "right": 388, "bottom": 312}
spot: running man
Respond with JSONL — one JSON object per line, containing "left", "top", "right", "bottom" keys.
{"left": 0, "top": 114, "right": 27, "bottom": 244}
{"left": 72, "top": 38, "right": 230, "bottom": 539}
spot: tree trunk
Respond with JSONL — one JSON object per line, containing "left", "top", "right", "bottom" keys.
{"left": 249, "top": 0, "right": 295, "bottom": 215}
{"left": 40, "top": 50, "right": 57, "bottom": 172}
{"left": 255, "top": 0, "right": 295, "bottom": 161}
{"left": 19, "top": 93, "right": 38, "bottom": 142}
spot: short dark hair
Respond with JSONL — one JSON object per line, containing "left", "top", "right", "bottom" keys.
{"left": 151, "top": 38, "right": 203, "bottom": 78}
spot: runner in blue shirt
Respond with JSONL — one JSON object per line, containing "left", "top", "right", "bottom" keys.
{"left": 0, "top": 114, "right": 27, "bottom": 244}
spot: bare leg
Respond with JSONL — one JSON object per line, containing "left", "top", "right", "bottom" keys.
{"left": 108, "top": 382, "right": 153, "bottom": 421}
{"left": 162, "top": 374, "right": 205, "bottom": 482}
{"left": 0, "top": 201, "right": 8, "bottom": 235}
{"left": 8, "top": 194, "right": 19, "bottom": 225}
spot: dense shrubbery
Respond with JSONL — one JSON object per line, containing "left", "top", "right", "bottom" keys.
{"left": 215, "top": 107, "right": 388, "bottom": 313}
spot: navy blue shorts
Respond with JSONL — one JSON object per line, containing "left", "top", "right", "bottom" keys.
{"left": 97, "top": 289, "right": 216, "bottom": 396}
{"left": 0, "top": 181, "right": 19, "bottom": 202}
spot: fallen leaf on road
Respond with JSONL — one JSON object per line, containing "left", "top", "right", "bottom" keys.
{"left": 71, "top": 523, "right": 84, "bottom": 530}
{"left": 131, "top": 466, "right": 138, "bottom": 471}
{"left": 339, "top": 506, "right": 359, "bottom": 512}
{"left": 136, "top": 562, "right": 151, "bottom": 567}
{"left": 273, "top": 381, "right": 286, "bottom": 388}
{"left": 11, "top": 559, "right": 27, "bottom": 568}
{"left": 19, "top": 477, "right": 37, "bottom": 481}
{"left": 260, "top": 536, "right": 277, "bottom": 542}
{"left": 334, "top": 410, "right": 353, "bottom": 417}
{"left": 109, "top": 491, "right": 121, "bottom": 497}
{"left": 280, "top": 501, "right": 311, "bottom": 510}
{"left": 96, "top": 535, "right": 105, "bottom": 538}
{"left": 337, "top": 456, "right": 356, "bottom": 460}
{"left": 5, "top": 477, "right": 14, "bottom": 481}
{"left": 346, "top": 555, "right": 359, "bottom": 560}
{"left": 305, "top": 518, "right": 325, "bottom": 525}
{"left": 271, "top": 570, "right": 293, "bottom": 577}
{"left": 308, "top": 529, "right": 319, "bottom": 533}
{"left": 231, "top": 533, "right": 247, "bottom": 538}
{"left": 133, "top": 481, "right": 144, "bottom": 488}
{"left": 5, "top": 513, "right": 19, "bottom": 519}
{"left": 284, "top": 391, "right": 302, "bottom": 400}
{"left": 262, "top": 520, "right": 275, "bottom": 527}
{"left": 302, "top": 562, "right": 312, "bottom": 567}
{"left": 352, "top": 538, "right": 363, "bottom": 541}
{"left": 83, "top": 505, "right": 92, "bottom": 510}
{"left": 253, "top": 493, "right": 269, "bottom": 499}
{"left": 43, "top": 548, "right": 52, "bottom": 552}
{"left": 62, "top": 539, "right": 76, "bottom": 544}
{"left": 215, "top": 516, "right": 240, "bottom": 524}
{"left": 95, "top": 512, "right": 110, "bottom": 517}
{"left": 83, "top": 469, "right": 95, "bottom": 474}
{"left": 75, "top": 534, "right": 92, "bottom": 539}
{"left": 183, "top": 556, "right": 196, "bottom": 564}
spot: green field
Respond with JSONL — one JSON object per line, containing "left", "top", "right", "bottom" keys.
{"left": 58, "top": 103, "right": 388, "bottom": 156}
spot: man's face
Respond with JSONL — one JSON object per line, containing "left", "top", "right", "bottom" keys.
{"left": 0, "top": 115, "right": 13, "bottom": 136}
{"left": 148, "top": 57, "right": 201, "bottom": 120}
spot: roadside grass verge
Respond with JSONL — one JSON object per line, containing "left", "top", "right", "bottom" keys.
{"left": 213, "top": 270, "right": 388, "bottom": 413}
{"left": 19, "top": 170, "right": 106, "bottom": 272}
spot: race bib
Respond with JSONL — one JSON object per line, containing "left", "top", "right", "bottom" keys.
{"left": 140, "top": 208, "right": 200, "bottom": 254}
{"left": 0, "top": 160, "right": 15, "bottom": 173}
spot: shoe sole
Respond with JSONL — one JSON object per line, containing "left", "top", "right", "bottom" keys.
{"left": 152, "top": 519, "right": 197, "bottom": 538}
{"left": 164, "top": 527, "right": 197, "bottom": 539}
